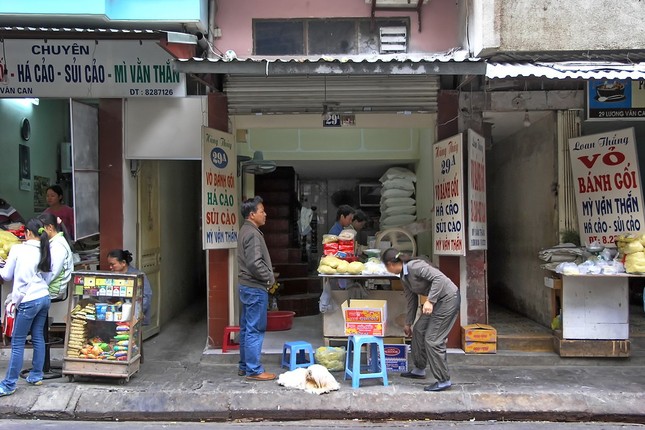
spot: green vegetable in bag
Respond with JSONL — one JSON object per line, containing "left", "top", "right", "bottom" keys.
{"left": 315, "top": 346, "right": 346, "bottom": 372}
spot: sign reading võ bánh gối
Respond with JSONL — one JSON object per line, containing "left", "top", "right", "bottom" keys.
{"left": 568, "top": 127, "right": 645, "bottom": 247}
{"left": 433, "top": 133, "right": 465, "bottom": 256}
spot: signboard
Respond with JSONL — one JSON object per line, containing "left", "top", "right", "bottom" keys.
{"left": 433, "top": 133, "right": 465, "bottom": 256}
{"left": 0, "top": 39, "right": 185, "bottom": 98}
{"left": 568, "top": 127, "right": 645, "bottom": 247}
{"left": 202, "top": 127, "right": 238, "bottom": 249}
{"left": 587, "top": 79, "right": 645, "bottom": 120}
{"left": 468, "top": 129, "right": 487, "bottom": 250}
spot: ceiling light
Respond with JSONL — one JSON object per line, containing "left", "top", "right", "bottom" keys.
{"left": 523, "top": 110, "right": 531, "bottom": 127}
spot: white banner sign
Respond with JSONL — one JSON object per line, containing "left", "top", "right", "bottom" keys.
{"left": 468, "top": 129, "right": 487, "bottom": 250}
{"left": 568, "top": 127, "right": 645, "bottom": 247}
{"left": 0, "top": 39, "right": 185, "bottom": 98}
{"left": 433, "top": 133, "right": 466, "bottom": 256}
{"left": 202, "top": 127, "right": 239, "bottom": 250}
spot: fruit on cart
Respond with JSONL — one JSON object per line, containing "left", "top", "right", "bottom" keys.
{"left": 317, "top": 264, "right": 337, "bottom": 275}
{"left": 347, "top": 261, "right": 365, "bottom": 275}
{"left": 625, "top": 251, "right": 645, "bottom": 273}
{"left": 320, "top": 255, "right": 342, "bottom": 268}
{"left": 335, "top": 260, "right": 350, "bottom": 274}
{"left": 0, "top": 230, "right": 21, "bottom": 260}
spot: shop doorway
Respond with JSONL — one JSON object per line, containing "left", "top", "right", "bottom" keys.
{"left": 137, "top": 160, "right": 161, "bottom": 339}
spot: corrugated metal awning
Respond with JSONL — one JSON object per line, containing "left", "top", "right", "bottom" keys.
{"left": 487, "top": 62, "right": 645, "bottom": 80}
{"left": 225, "top": 74, "right": 440, "bottom": 115}
{"left": 174, "top": 50, "right": 485, "bottom": 76}
{"left": 0, "top": 26, "right": 196, "bottom": 43}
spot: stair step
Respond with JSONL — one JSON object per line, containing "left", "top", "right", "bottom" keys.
{"left": 280, "top": 277, "right": 322, "bottom": 295}
{"left": 274, "top": 263, "right": 309, "bottom": 278}
{"left": 257, "top": 192, "right": 291, "bottom": 205}
{"left": 497, "top": 333, "right": 555, "bottom": 353}
{"left": 270, "top": 248, "right": 304, "bottom": 264}
{"left": 262, "top": 219, "right": 290, "bottom": 233}
{"left": 264, "top": 233, "right": 289, "bottom": 248}
{"left": 277, "top": 293, "right": 320, "bottom": 317}
{"left": 265, "top": 206, "right": 290, "bottom": 218}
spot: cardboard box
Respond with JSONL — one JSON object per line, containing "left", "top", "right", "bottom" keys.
{"left": 369, "top": 344, "right": 409, "bottom": 372}
{"left": 368, "top": 337, "right": 409, "bottom": 372}
{"left": 462, "top": 323, "right": 497, "bottom": 354}
{"left": 462, "top": 323, "right": 497, "bottom": 343}
{"left": 544, "top": 276, "right": 562, "bottom": 290}
{"left": 463, "top": 341, "right": 497, "bottom": 354}
{"left": 341, "top": 299, "right": 387, "bottom": 336}
{"left": 390, "top": 279, "right": 403, "bottom": 291}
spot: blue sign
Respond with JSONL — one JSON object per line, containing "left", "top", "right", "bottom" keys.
{"left": 210, "top": 147, "right": 228, "bottom": 168}
{"left": 587, "top": 79, "right": 645, "bottom": 120}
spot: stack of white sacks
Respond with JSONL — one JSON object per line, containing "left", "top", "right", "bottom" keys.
{"left": 378, "top": 167, "right": 417, "bottom": 229}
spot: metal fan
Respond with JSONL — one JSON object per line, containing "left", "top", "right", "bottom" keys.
{"left": 375, "top": 228, "right": 417, "bottom": 256}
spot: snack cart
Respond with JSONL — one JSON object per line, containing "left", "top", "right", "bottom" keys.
{"left": 62, "top": 270, "right": 143, "bottom": 384}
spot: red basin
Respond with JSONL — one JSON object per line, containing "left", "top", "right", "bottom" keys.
{"left": 266, "top": 310, "right": 295, "bottom": 331}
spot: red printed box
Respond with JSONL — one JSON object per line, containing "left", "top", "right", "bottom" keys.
{"left": 462, "top": 323, "right": 497, "bottom": 343}
{"left": 344, "top": 322, "right": 385, "bottom": 336}
{"left": 463, "top": 341, "right": 497, "bottom": 354}
{"left": 341, "top": 299, "right": 387, "bottom": 336}
{"left": 462, "top": 323, "right": 497, "bottom": 354}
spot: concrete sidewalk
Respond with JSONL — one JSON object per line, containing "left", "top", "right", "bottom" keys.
{"left": 0, "top": 310, "right": 644, "bottom": 423}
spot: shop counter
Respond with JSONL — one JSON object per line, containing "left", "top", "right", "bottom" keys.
{"left": 560, "top": 273, "right": 631, "bottom": 340}
{"left": 553, "top": 273, "right": 638, "bottom": 357}
{"left": 319, "top": 274, "right": 409, "bottom": 338}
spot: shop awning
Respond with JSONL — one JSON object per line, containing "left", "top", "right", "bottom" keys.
{"left": 487, "top": 62, "right": 645, "bottom": 80}
{"left": 173, "top": 50, "right": 486, "bottom": 76}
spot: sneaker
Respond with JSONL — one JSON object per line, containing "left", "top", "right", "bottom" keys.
{"left": 0, "top": 385, "right": 16, "bottom": 397}
{"left": 237, "top": 369, "right": 246, "bottom": 377}
{"left": 245, "top": 372, "right": 277, "bottom": 381}
{"left": 424, "top": 380, "right": 452, "bottom": 392}
{"left": 26, "top": 378, "right": 43, "bottom": 386}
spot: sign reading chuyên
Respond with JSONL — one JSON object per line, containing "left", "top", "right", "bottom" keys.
{"left": 568, "top": 127, "right": 645, "bottom": 247}
{"left": 0, "top": 39, "right": 185, "bottom": 98}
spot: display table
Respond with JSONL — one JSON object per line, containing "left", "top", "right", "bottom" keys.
{"left": 554, "top": 273, "right": 633, "bottom": 357}
{"left": 319, "top": 274, "right": 408, "bottom": 338}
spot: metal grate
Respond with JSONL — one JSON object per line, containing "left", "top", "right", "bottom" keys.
{"left": 379, "top": 26, "right": 407, "bottom": 54}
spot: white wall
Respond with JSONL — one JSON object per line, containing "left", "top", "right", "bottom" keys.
{"left": 471, "top": 0, "right": 645, "bottom": 57}
{"left": 122, "top": 100, "right": 207, "bottom": 326}
{"left": 487, "top": 113, "right": 558, "bottom": 326}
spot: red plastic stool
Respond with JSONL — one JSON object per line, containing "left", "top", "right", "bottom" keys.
{"left": 222, "top": 326, "right": 240, "bottom": 352}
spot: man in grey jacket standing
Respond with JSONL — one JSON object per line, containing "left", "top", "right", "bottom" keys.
{"left": 237, "top": 196, "right": 276, "bottom": 381}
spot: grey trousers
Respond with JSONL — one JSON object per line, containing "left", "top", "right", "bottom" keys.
{"left": 410, "top": 291, "right": 460, "bottom": 383}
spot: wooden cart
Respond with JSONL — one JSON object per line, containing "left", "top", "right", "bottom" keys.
{"left": 62, "top": 270, "right": 143, "bottom": 384}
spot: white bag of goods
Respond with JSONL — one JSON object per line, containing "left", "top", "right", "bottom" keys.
{"left": 379, "top": 167, "right": 417, "bottom": 183}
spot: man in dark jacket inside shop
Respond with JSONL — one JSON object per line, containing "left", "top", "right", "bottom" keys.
{"left": 236, "top": 195, "right": 276, "bottom": 381}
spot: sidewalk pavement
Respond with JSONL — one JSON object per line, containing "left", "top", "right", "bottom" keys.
{"left": 1, "top": 306, "right": 644, "bottom": 424}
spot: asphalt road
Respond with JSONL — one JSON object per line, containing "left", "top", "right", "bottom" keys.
{"left": 0, "top": 420, "right": 643, "bottom": 429}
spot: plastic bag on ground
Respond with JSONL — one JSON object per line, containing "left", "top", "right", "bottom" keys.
{"left": 315, "top": 346, "right": 346, "bottom": 372}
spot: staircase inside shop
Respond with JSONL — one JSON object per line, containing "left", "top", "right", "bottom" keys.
{"left": 254, "top": 167, "right": 321, "bottom": 316}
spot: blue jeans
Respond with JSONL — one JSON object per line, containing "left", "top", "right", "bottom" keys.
{"left": 2, "top": 295, "right": 51, "bottom": 390}
{"left": 238, "top": 285, "right": 268, "bottom": 376}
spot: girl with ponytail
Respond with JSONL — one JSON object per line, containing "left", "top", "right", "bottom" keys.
{"left": 0, "top": 218, "right": 53, "bottom": 395}
{"left": 38, "top": 213, "right": 74, "bottom": 300}
{"left": 382, "top": 247, "right": 460, "bottom": 392}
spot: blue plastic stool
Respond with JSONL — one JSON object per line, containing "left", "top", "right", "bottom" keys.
{"left": 281, "top": 341, "right": 315, "bottom": 370}
{"left": 344, "top": 335, "right": 389, "bottom": 389}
